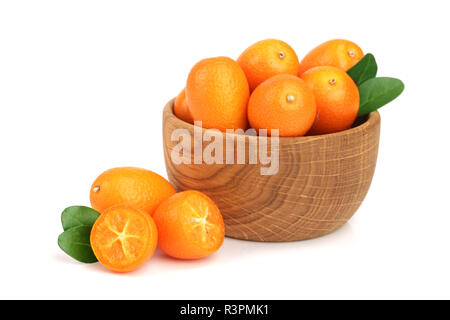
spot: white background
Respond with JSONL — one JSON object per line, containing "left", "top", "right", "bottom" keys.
{"left": 1, "top": 0, "right": 449, "bottom": 299}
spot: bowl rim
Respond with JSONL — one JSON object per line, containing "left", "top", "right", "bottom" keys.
{"left": 164, "top": 98, "right": 380, "bottom": 142}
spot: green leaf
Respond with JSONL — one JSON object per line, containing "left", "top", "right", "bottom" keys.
{"left": 58, "top": 226, "right": 98, "bottom": 263}
{"left": 358, "top": 77, "right": 405, "bottom": 116}
{"left": 347, "top": 53, "right": 378, "bottom": 86}
{"left": 61, "top": 206, "right": 100, "bottom": 231}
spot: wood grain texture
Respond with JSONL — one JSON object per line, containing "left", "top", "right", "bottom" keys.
{"left": 163, "top": 99, "right": 380, "bottom": 242}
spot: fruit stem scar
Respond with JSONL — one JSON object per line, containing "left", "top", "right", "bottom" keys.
{"left": 348, "top": 49, "right": 355, "bottom": 57}
{"left": 329, "top": 78, "right": 336, "bottom": 86}
{"left": 93, "top": 186, "right": 100, "bottom": 192}
{"left": 279, "top": 51, "right": 285, "bottom": 59}
{"left": 286, "top": 94, "right": 295, "bottom": 102}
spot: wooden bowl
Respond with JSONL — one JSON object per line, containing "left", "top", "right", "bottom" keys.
{"left": 163, "top": 99, "right": 380, "bottom": 242}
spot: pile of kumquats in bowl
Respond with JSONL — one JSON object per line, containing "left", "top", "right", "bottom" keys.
{"left": 58, "top": 39, "right": 404, "bottom": 273}
{"left": 174, "top": 38, "right": 404, "bottom": 136}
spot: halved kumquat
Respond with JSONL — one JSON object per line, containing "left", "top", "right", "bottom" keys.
{"left": 90, "top": 205, "right": 158, "bottom": 272}
{"left": 153, "top": 190, "right": 225, "bottom": 260}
